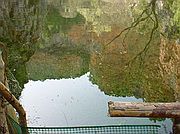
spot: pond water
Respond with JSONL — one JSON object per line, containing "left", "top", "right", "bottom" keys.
{"left": 14, "top": 0, "right": 179, "bottom": 134}
{"left": 20, "top": 73, "right": 172, "bottom": 133}
{"left": 20, "top": 73, "right": 144, "bottom": 126}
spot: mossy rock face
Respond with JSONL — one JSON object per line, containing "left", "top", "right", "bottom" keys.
{"left": 7, "top": 42, "right": 36, "bottom": 87}
{"left": 26, "top": 47, "right": 90, "bottom": 81}
{"left": 0, "top": 0, "right": 44, "bottom": 95}
{"left": 45, "top": 6, "right": 85, "bottom": 34}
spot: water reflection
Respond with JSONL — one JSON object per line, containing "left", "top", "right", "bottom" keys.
{"left": 0, "top": 0, "right": 47, "bottom": 98}
{"left": 25, "top": 0, "right": 178, "bottom": 102}
{"left": 20, "top": 73, "right": 172, "bottom": 133}
{"left": 21, "top": 73, "right": 142, "bottom": 126}
{"left": 16, "top": 0, "right": 179, "bottom": 133}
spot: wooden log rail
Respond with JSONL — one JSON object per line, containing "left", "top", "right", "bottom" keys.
{"left": 108, "top": 101, "right": 180, "bottom": 134}
{"left": 0, "top": 82, "right": 27, "bottom": 128}
{"left": 108, "top": 101, "right": 180, "bottom": 118}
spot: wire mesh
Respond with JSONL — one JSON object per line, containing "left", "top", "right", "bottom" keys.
{"left": 26, "top": 125, "right": 160, "bottom": 134}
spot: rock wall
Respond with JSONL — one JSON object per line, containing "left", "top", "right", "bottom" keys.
{"left": 0, "top": 50, "right": 9, "bottom": 134}
{"left": 159, "top": 37, "right": 180, "bottom": 102}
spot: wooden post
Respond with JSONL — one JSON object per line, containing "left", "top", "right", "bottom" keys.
{"left": 173, "top": 118, "right": 180, "bottom": 134}
{"left": 108, "top": 101, "right": 180, "bottom": 133}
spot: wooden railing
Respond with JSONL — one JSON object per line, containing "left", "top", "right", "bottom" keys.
{"left": 108, "top": 101, "right": 180, "bottom": 134}
{"left": 0, "top": 82, "right": 27, "bottom": 128}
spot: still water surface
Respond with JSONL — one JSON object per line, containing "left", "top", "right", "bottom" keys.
{"left": 15, "top": 0, "right": 179, "bottom": 133}
{"left": 20, "top": 73, "right": 172, "bottom": 133}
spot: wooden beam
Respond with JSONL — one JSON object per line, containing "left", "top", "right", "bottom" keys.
{"left": 0, "top": 82, "right": 27, "bottom": 128}
{"left": 108, "top": 101, "right": 180, "bottom": 118}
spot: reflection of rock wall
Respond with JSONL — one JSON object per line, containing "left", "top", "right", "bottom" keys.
{"left": 89, "top": 27, "right": 176, "bottom": 102}
{"left": 159, "top": 38, "right": 180, "bottom": 102}
{"left": 0, "top": 0, "right": 45, "bottom": 43}
{"left": 26, "top": 51, "right": 89, "bottom": 80}
{"left": 49, "top": 0, "right": 78, "bottom": 18}
{"left": 90, "top": 46, "right": 131, "bottom": 97}
{"left": 48, "top": 0, "right": 133, "bottom": 35}
{"left": 60, "top": 0, "right": 78, "bottom": 18}
{"left": 0, "top": 0, "right": 46, "bottom": 91}
{"left": 0, "top": 50, "right": 9, "bottom": 134}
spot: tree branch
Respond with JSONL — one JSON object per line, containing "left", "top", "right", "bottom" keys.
{"left": 105, "top": 0, "right": 159, "bottom": 66}
{"left": 127, "top": 0, "right": 159, "bottom": 66}
{"left": 106, "top": 1, "right": 154, "bottom": 46}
